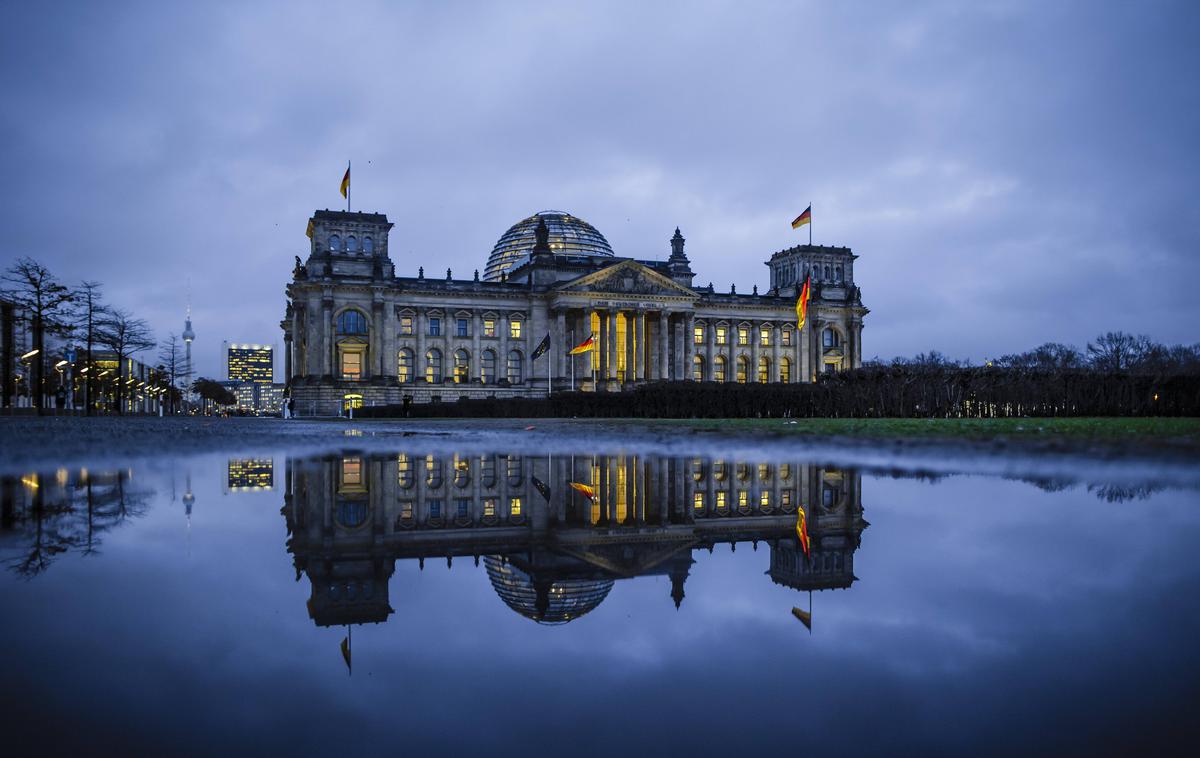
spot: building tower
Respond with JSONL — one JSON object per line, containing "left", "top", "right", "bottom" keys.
{"left": 181, "top": 305, "right": 195, "bottom": 406}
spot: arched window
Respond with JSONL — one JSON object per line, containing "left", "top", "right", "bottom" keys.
{"left": 329, "top": 234, "right": 341, "bottom": 252}
{"left": 758, "top": 355, "right": 770, "bottom": 383}
{"left": 397, "top": 454, "right": 414, "bottom": 488}
{"left": 823, "top": 328, "right": 839, "bottom": 348}
{"left": 506, "top": 455, "right": 522, "bottom": 486}
{"left": 714, "top": 355, "right": 727, "bottom": 382}
{"left": 824, "top": 265, "right": 831, "bottom": 280}
{"left": 736, "top": 355, "right": 749, "bottom": 384}
{"left": 692, "top": 355, "right": 705, "bottom": 381}
{"left": 453, "top": 349, "right": 470, "bottom": 384}
{"left": 337, "top": 310, "right": 368, "bottom": 335}
{"left": 780, "top": 357, "right": 792, "bottom": 383}
{"left": 506, "top": 350, "right": 522, "bottom": 384}
{"left": 835, "top": 265, "right": 842, "bottom": 282}
{"left": 453, "top": 454, "right": 470, "bottom": 488}
{"left": 426, "top": 455, "right": 443, "bottom": 488}
{"left": 425, "top": 348, "right": 443, "bottom": 383}
{"left": 362, "top": 236, "right": 374, "bottom": 253}
{"left": 398, "top": 349, "right": 414, "bottom": 383}
{"left": 346, "top": 236, "right": 358, "bottom": 253}
{"left": 481, "top": 349, "right": 497, "bottom": 384}
{"left": 813, "top": 264, "right": 820, "bottom": 280}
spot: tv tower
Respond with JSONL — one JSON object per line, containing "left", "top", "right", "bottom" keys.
{"left": 182, "top": 281, "right": 195, "bottom": 403}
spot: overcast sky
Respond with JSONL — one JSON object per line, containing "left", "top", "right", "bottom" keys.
{"left": 2, "top": 0, "right": 1197, "bottom": 378}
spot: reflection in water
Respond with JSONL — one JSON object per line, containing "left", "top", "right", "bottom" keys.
{"left": 226, "top": 458, "right": 274, "bottom": 492}
{"left": 283, "top": 452, "right": 867, "bottom": 626}
{"left": 0, "top": 468, "right": 148, "bottom": 577}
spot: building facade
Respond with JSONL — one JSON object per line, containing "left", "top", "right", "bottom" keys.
{"left": 283, "top": 209, "right": 867, "bottom": 415}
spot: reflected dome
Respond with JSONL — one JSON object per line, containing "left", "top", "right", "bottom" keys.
{"left": 483, "top": 210, "right": 614, "bottom": 282}
{"left": 484, "top": 556, "right": 613, "bottom": 625}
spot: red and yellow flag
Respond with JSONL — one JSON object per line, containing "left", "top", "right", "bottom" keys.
{"left": 569, "top": 481, "right": 597, "bottom": 500}
{"left": 339, "top": 164, "right": 350, "bottom": 198}
{"left": 568, "top": 333, "right": 596, "bottom": 355}
{"left": 795, "top": 274, "right": 811, "bottom": 331}
{"left": 791, "top": 205, "right": 812, "bottom": 229}
{"left": 795, "top": 505, "right": 811, "bottom": 559}
{"left": 305, "top": 219, "right": 314, "bottom": 239}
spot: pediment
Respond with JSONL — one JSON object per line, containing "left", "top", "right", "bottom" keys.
{"left": 557, "top": 260, "right": 697, "bottom": 299}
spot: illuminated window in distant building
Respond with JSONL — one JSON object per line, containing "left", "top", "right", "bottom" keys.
{"left": 453, "top": 454, "right": 470, "bottom": 487}
{"left": 509, "top": 497, "right": 522, "bottom": 517}
{"left": 713, "top": 460, "right": 727, "bottom": 481}
{"left": 779, "top": 464, "right": 792, "bottom": 480}
{"left": 400, "top": 316, "right": 413, "bottom": 335}
{"left": 506, "top": 350, "right": 522, "bottom": 384}
{"left": 425, "top": 349, "right": 442, "bottom": 383}
{"left": 737, "top": 327, "right": 749, "bottom": 346}
{"left": 758, "top": 356, "right": 770, "bottom": 383}
{"left": 715, "top": 326, "right": 728, "bottom": 346}
{"left": 398, "top": 348, "right": 413, "bottom": 383}
{"left": 509, "top": 319, "right": 522, "bottom": 339}
{"left": 481, "top": 350, "right": 496, "bottom": 384}
{"left": 736, "top": 356, "right": 748, "bottom": 383}
{"left": 456, "top": 318, "right": 469, "bottom": 337}
{"left": 483, "top": 319, "right": 496, "bottom": 337}
{"left": 453, "top": 349, "right": 469, "bottom": 383}
{"left": 714, "top": 355, "right": 727, "bottom": 382}
{"left": 693, "top": 325, "right": 704, "bottom": 344}
{"left": 736, "top": 463, "right": 750, "bottom": 481}
{"left": 760, "top": 327, "right": 771, "bottom": 346}
{"left": 692, "top": 355, "right": 705, "bottom": 381}
{"left": 780, "top": 357, "right": 792, "bottom": 383}
{"left": 429, "top": 317, "right": 441, "bottom": 336}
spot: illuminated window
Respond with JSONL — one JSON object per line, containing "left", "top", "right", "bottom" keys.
{"left": 713, "top": 460, "right": 727, "bottom": 481}
{"left": 736, "top": 463, "right": 750, "bottom": 481}
{"left": 337, "top": 310, "right": 368, "bottom": 335}
{"left": 397, "top": 454, "right": 413, "bottom": 488}
{"left": 429, "top": 317, "right": 441, "bottom": 336}
{"left": 340, "top": 457, "right": 362, "bottom": 486}
{"left": 736, "top": 356, "right": 748, "bottom": 383}
{"left": 693, "top": 492, "right": 705, "bottom": 510}
{"left": 506, "top": 350, "right": 522, "bottom": 384}
{"left": 340, "top": 351, "right": 362, "bottom": 380}
{"left": 342, "top": 393, "right": 363, "bottom": 411}
{"left": 453, "top": 349, "right": 470, "bottom": 383}
{"left": 714, "top": 355, "right": 727, "bottom": 382}
{"left": 781, "top": 490, "right": 792, "bottom": 507}
{"left": 758, "top": 356, "right": 770, "bottom": 383}
{"left": 737, "top": 327, "right": 749, "bottom": 346}
{"left": 779, "top": 463, "right": 792, "bottom": 480}
{"left": 691, "top": 458, "right": 705, "bottom": 481}
{"left": 483, "top": 319, "right": 496, "bottom": 337}
{"left": 758, "top": 463, "right": 771, "bottom": 480}
{"left": 398, "top": 349, "right": 413, "bottom": 383}
{"left": 425, "top": 349, "right": 442, "bottom": 383}
{"left": 693, "top": 325, "right": 704, "bottom": 344}
{"left": 781, "top": 329, "right": 792, "bottom": 346}
{"left": 426, "top": 455, "right": 443, "bottom": 488}
{"left": 509, "top": 319, "right": 522, "bottom": 339}
{"left": 453, "top": 455, "right": 470, "bottom": 487}
{"left": 400, "top": 316, "right": 413, "bottom": 335}
{"left": 716, "top": 491, "right": 728, "bottom": 509}
{"left": 760, "top": 490, "right": 771, "bottom": 508}
{"left": 481, "top": 350, "right": 496, "bottom": 384}
{"left": 760, "top": 327, "right": 771, "bottom": 346}
{"left": 456, "top": 318, "right": 469, "bottom": 337}
{"left": 400, "top": 501, "right": 413, "bottom": 519}
{"left": 692, "top": 355, "right": 705, "bottom": 381}
{"left": 715, "top": 326, "right": 728, "bottom": 345}
{"left": 510, "top": 497, "right": 522, "bottom": 517}
{"left": 483, "top": 498, "right": 496, "bottom": 517}
{"left": 780, "top": 357, "right": 792, "bottom": 383}
{"left": 738, "top": 490, "right": 748, "bottom": 508}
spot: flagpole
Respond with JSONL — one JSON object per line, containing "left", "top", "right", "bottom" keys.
{"left": 347, "top": 161, "right": 351, "bottom": 212}
{"left": 809, "top": 201, "right": 812, "bottom": 246}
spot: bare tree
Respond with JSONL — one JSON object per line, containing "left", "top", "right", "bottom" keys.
{"left": 1, "top": 258, "right": 74, "bottom": 412}
{"left": 97, "top": 309, "right": 156, "bottom": 414}
{"left": 995, "top": 342, "right": 1085, "bottom": 371}
{"left": 1086, "top": 332, "right": 1147, "bottom": 372}
{"left": 157, "top": 333, "right": 189, "bottom": 415}
{"left": 73, "top": 281, "right": 106, "bottom": 415}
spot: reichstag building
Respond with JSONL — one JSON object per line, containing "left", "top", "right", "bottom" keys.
{"left": 283, "top": 208, "right": 867, "bottom": 414}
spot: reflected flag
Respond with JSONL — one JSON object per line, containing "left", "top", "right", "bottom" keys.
{"left": 568, "top": 333, "right": 595, "bottom": 355}
{"left": 340, "top": 163, "right": 351, "bottom": 199}
{"left": 791, "top": 606, "right": 812, "bottom": 631}
{"left": 795, "top": 505, "right": 811, "bottom": 559}
{"left": 791, "top": 205, "right": 812, "bottom": 229}
{"left": 795, "top": 274, "right": 811, "bottom": 332}
{"left": 532, "top": 475, "right": 551, "bottom": 502}
{"left": 340, "top": 635, "right": 352, "bottom": 673}
{"left": 531, "top": 334, "right": 550, "bottom": 361}
{"left": 569, "top": 481, "right": 596, "bottom": 500}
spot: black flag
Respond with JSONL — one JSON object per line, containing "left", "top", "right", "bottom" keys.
{"left": 532, "top": 475, "right": 551, "bottom": 502}
{"left": 531, "top": 333, "right": 550, "bottom": 361}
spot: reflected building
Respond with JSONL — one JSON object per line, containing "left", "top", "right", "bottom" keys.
{"left": 226, "top": 459, "right": 274, "bottom": 492}
{"left": 282, "top": 451, "right": 867, "bottom": 627}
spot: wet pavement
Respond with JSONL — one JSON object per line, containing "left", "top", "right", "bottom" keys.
{"left": 1, "top": 419, "right": 1199, "bottom": 754}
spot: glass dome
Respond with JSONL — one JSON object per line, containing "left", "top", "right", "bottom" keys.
{"left": 483, "top": 210, "right": 614, "bottom": 282}
{"left": 484, "top": 556, "right": 614, "bottom": 625}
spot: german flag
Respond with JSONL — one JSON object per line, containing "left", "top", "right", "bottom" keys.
{"left": 339, "top": 164, "right": 350, "bottom": 199}
{"left": 795, "top": 505, "right": 811, "bottom": 559}
{"left": 795, "top": 274, "right": 811, "bottom": 331}
{"left": 791, "top": 205, "right": 812, "bottom": 229}
{"left": 569, "top": 481, "right": 596, "bottom": 500}
{"left": 568, "top": 333, "right": 595, "bottom": 355}
{"left": 305, "top": 219, "right": 314, "bottom": 239}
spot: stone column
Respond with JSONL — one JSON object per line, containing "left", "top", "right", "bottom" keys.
{"left": 372, "top": 300, "right": 384, "bottom": 378}
{"left": 674, "top": 318, "right": 685, "bottom": 380}
{"left": 471, "top": 310, "right": 481, "bottom": 383}
{"left": 499, "top": 313, "right": 509, "bottom": 384}
{"left": 555, "top": 309, "right": 566, "bottom": 386}
{"left": 772, "top": 324, "right": 781, "bottom": 382}
{"left": 415, "top": 308, "right": 426, "bottom": 382}
{"left": 283, "top": 335, "right": 293, "bottom": 384}
{"left": 751, "top": 320, "right": 760, "bottom": 383}
{"left": 606, "top": 309, "right": 618, "bottom": 385}
{"left": 705, "top": 320, "right": 716, "bottom": 381}
{"left": 684, "top": 313, "right": 695, "bottom": 381}
{"left": 597, "top": 309, "right": 609, "bottom": 388}
{"left": 658, "top": 312, "right": 670, "bottom": 380}
{"left": 623, "top": 312, "right": 634, "bottom": 386}
{"left": 322, "top": 298, "right": 334, "bottom": 377}
{"left": 633, "top": 312, "right": 644, "bottom": 382}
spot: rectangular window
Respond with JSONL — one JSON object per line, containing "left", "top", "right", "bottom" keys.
{"left": 760, "top": 327, "right": 771, "bottom": 346}
{"left": 510, "top": 497, "right": 522, "bottom": 516}
{"left": 483, "top": 498, "right": 496, "bottom": 517}
{"left": 429, "top": 499, "right": 442, "bottom": 519}
{"left": 400, "top": 501, "right": 413, "bottom": 519}
{"left": 715, "top": 327, "right": 727, "bottom": 345}
{"left": 760, "top": 490, "right": 770, "bottom": 508}
{"left": 509, "top": 320, "right": 522, "bottom": 339}
{"left": 693, "top": 325, "right": 704, "bottom": 344}
{"left": 737, "top": 327, "right": 749, "bottom": 346}
{"left": 340, "top": 351, "right": 362, "bottom": 380}
{"left": 483, "top": 319, "right": 496, "bottom": 337}
{"left": 716, "top": 491, "right": 728, "bottom": 509}
{"left": 456, "top": 318, "right": 469, "bottom": 337}
{"left": 400, "top": 316, "right": 413, "bottom": 335}
{"left": 456, "top": 498, "right": 470, "bottom": 518}
{"left": 781, "top": 329, "right": 792, "bottom": 346}
{"left": 781, "top": 490, "right": 792, "bottom": 507}
{"left": 693, "top": 492, "right": 704, "bottom": 510}
{"left": 429, "top": 317, "right": 441, "bottom": 336}
{"left": 738, "top": 490, "right": 748, "bottom": 508}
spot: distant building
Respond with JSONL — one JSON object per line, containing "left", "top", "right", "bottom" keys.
{"left": 227, "top": 343, "right": 273, "bottom": 384}
{"left": 1, "top": 296, "right": 29, "bottom": 408}
{"left": 226, "top": 458, "right": 274, "bottom": 492}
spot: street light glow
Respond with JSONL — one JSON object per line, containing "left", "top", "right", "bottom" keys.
{"left": 21, "top": 349, "right": 40, "bottom": 360}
